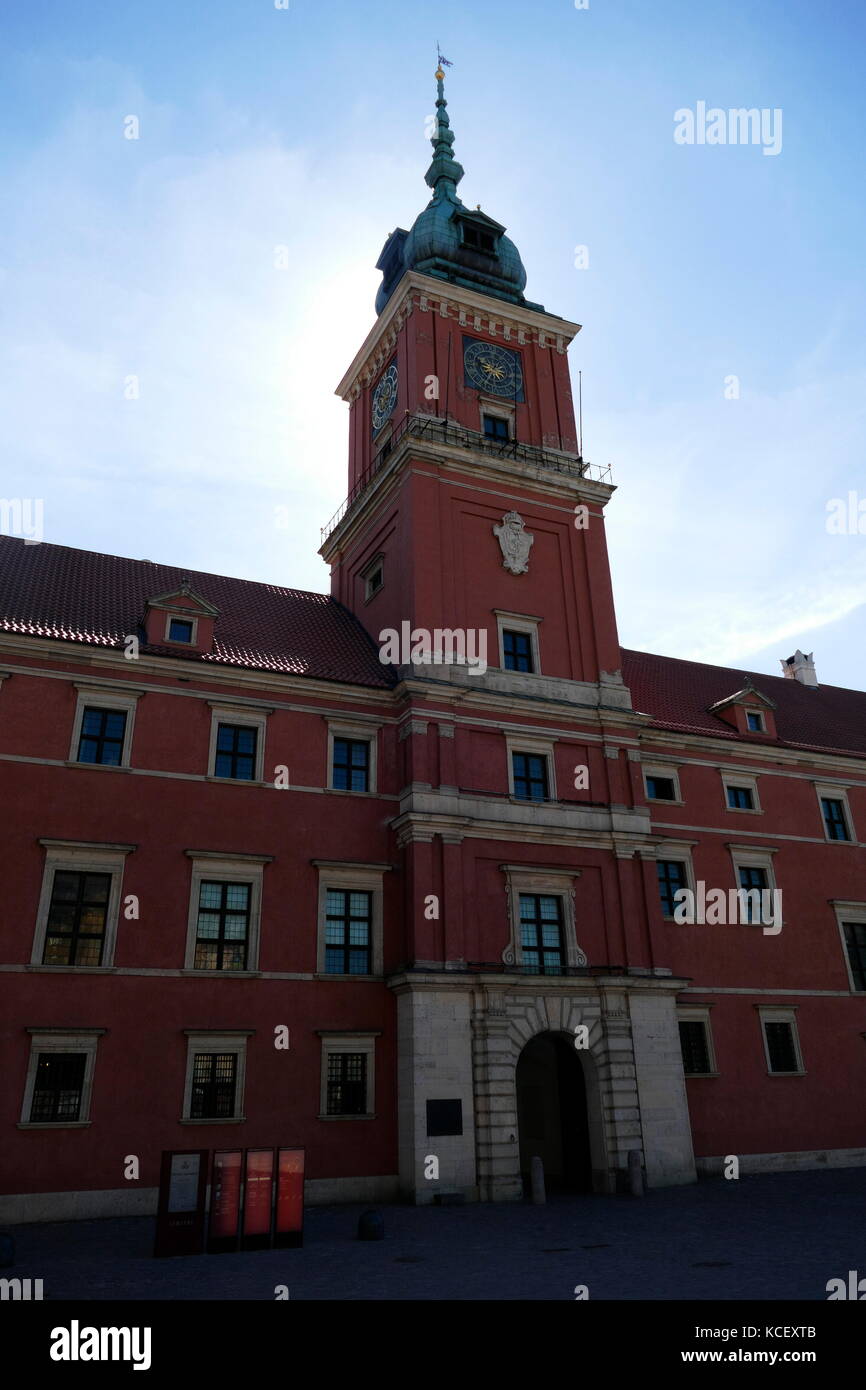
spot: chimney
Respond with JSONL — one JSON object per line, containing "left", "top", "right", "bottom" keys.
{"left": 781, "top": 650, "right": 818, "bottom": 687}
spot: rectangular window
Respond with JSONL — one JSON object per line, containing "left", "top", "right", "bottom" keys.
{"left": 746, "top": 712, "right": 764, "bottom": 732}
{"left": 502, "top": 629, "right": 533, "bottom": 672}
{"left": 512, "top": 752, "right": 548, "bottom": 801}
{"left": 169, "top": 618, "right": 193, "bottom": 642}
{"left": 42, "top": 870, "right": 111, "bottom": 966}
{"left": 738, "top": 865, "right": 768, "bottom": 922}
{"left": 77, "top": 707, "right": 127, "bottom": 766}
{"left": 190, "top": 1052, "right": 238, "bottom": 1119}
{"left": 29, "top": 1052, "right": 87, "bottom": 1123}
{"left": 194, "top": 881, "right": 251, "bottom": 971}
{"left": 326, "top": 1052, "right": 367, "bottom": 1116}
{"left": 657, "top": 860, "right": 686, "bottom": 917}
{"left": 843, "top": 922, "right": 866, "bottom": 992}
{"left": 646, "top": 775, "right": 676, "bottom": 801}
{"left": 215, "top": 724, "right": 258, "bottom": 781}
{"left": 324, "top": 890, "right": 372, "bottom": 975}
{"left": 519, "top": 894, "right": 564, "bottom": 974}
{"left": 679, "top": 1021, "right": 711, "bottom": 1075}
{"left": 332, "top": 738, "right": 370, "bottom": 792}
{"left": 764, "top": 1021, "right": 798, "bottom": 1074}
{"left": 821, "top": 797, "right": 850, "bottom": 841}
{"left": 727, "top": 785, "right": 754, "bottom": 810}
{"left": 483, "top": 414, "right": 509, "bottom": 441}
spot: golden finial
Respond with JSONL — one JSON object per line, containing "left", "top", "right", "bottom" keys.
{"left": 435, "top": 65, "right": 444, "bottom": 80}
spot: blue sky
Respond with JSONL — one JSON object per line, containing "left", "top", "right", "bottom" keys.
{"left": 2, "top": 0, "right": 865, "bottom": 687}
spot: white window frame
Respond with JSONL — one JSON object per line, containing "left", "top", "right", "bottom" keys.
{"left": 31, "top": 839, "right": 135, "bottom": 968}
{"left": 757, "top": 1006, "right": 804, "bottom": 1076}
{"left": 728, "top": 845, "right": 778, "bottom": 894}
{"left": 506, "top": 734, "right": 556, "bottom": 800}
{"left": 207, "top": 703, "right": 269, "bottom": 783}
{"left": 720, "top": 770, "right": 761, "bottom": 814}
{"left": 313, "top": 861, "right": 390, "bottom": 978}
{"left": 20, "top": 1029, "right": 105, "bottom": 1128}
{"left": 500, "top": 866, "right": 585, "bottom": 969}
{"left": 830, "top": 900, "right": 866, "bottom": 994}
{"left": 677, "top": 1007, "right": 717, "bottom": 1077}
{"left": 163, "top": 611, "right": 199, "bottom": 646}
{"left": 183, "top": 853, "right": 270, "bottom": 973}
{"left": 327, "top": 719, "right": 379, "bottom": 795}
{"left": 317, "top": 1032, "right": 379, "bottom": 1119}
{"left": 643, "top": 761, "right": 684, "bottom": 805}
{"left": 814, "top": 782, "right": 855, "bottom": 844}
{"left": 181, "top": 1030, "right": 251, "bottom": 1123}
{"left": 495, "top": 610, "right": 542, "bottom": 675}
{"left": 745, "top": 708, "right": 766, "bottom": 733}
{"left": 654, "top": 841, "right": 697, "bottom": 922}
{"left": 361, "top": 553, "right": 385, "bottom": 603}
{"left": 69, "top": 685, "right": 142, "bottom": 767}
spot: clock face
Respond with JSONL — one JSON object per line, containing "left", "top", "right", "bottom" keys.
{"left": 463, "top": 337, "right": 525, "bottom": 402}
{"left": 371, "top": 361, "right": 398, "bottom": 434}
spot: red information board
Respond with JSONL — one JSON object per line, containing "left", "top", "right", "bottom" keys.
{"left": 208, "top": 1149, "right": 243, "bottom": 1253}
{"left": 275, "top": 1148, "right": 305, "bottom": 1248}
{"left": 242, "top": 1148, "right": 275, "bottom": 1249}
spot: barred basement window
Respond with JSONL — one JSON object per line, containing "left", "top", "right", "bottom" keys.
{"left": 657, "top": 860, "right": 686, "bottom": 918}
{"left": 764, "top": 1021, "right": 799, "bottom": 1074}
{"left": 327, "top": 1052, "right": 367, "bottom": 1115}
{"left": 77, "top": 707, "right": 127, "bottom": 766}
{"left": 512, "top": 752, "right": 548, "bottom": 801}
{"left": 332, "top": 738, "right": 371, "bottom": 792}
{"left": 679, "top": 1021, "right": 711, "bottom": 1075}
{"left": 194, "top": 880, "right": 251, "bottom": 971}
{"left": 842, "top": 922, "right": 866, "bottom": 992}
{"left": 519, "top": 894, "right": 564, "bottom": 975}
{"left": 29, "top": 1052, "right": 87, "bottom": 1123}
{"left": 324, "top": 890, "right": 372, "bottom": 974}
{"left": 215, "top": 724, "right": 258, "bottom": 781}
{"left": 821, "top": 797, "right": 850, "bottom": 842}
{"left": 42, "top": 870, "right": 111, "bottom": 966}
{"left": 190, "top": 1052, "right": 237, "bottom": 1119}
{"left": 503, "top": 629, "right": 533, "bottom": 672}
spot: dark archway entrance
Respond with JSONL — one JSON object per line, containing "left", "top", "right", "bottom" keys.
{"left": 516, "top": 1032, "right": 592, "bottom": 1193}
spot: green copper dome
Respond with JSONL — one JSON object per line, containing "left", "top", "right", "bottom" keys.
{"left": 375, "top": 68, "right": 542, "bottom": 316}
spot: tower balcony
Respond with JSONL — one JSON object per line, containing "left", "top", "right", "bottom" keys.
{"left": 320, "top": 411, "right": 613, "bottom": 547}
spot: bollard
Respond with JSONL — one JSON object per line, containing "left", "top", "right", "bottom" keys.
{"left": 628, "top": 1149, "right": 644, "bottom": 1197}
{"left": 530, "top": 1155, "right": 546, "bottom": 1205}
{"left": 357, "top": 1208, "right": 384, "bottom": 1241}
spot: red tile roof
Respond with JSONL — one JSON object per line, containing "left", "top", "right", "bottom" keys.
{"left": 622, "top": 647, "right": 866, "bottom": 759}
{"left": 0, "top": 536, "right": 393, "bottom": 689}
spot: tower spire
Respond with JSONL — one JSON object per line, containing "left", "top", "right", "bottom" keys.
{"left": 425, "top": 60, "right": 464, "bottom": 197}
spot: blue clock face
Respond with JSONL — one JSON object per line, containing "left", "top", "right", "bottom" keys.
{"left": 371, "top": 361, "right": 398, "bottom": 434}
{"left": 463, "top": 337, "right": 525, "bottom": 402}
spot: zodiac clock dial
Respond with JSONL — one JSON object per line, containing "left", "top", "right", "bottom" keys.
{"left": 462, "top": 337, "right": 525, "bottom": 402}
{"left": 371, "top": 360, "right": 398, "bottom": 434}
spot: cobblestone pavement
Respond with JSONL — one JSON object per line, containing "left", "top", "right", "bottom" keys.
{"left": 6, "top": 1170, "right": 866, "bottom": 1301}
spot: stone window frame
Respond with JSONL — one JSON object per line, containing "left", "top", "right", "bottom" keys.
{"left": 500, "top": 865, "right": 585, "bottom": 969}
{"left": 642, "top": 760, "right": 684, "bottom": 805}
{"left": 361, "top": 552, "right": 385, "bottom": 603}
{"left": 727, "top": 844, "right": 780, "bottom": 924}
{"left": 813, "top": 781, "right": 856, "bottom": 844}
{"left": 180, "top": 1030, "right": 252, "bottom": 1123}
{"left": 183, "top": 852, "right": 271, "bottom": 974}
{"left": 19, "top": 1028, "right": 106, "bottom": 1129}
{"left": 719, "top": 768, "right": 762, "bottom": 814}
{"left": 68, "top": 684, "right": 142, "bottom": 768}
{"left": 505, "top": 733, "right": 557, "bottom": 801}
{"left": 494, "top": 610, "right": 542, "bottom": 675}
{"left": 745, "top": 709, "right": 766, "bottom": 733}
{"left": 31, "top": 839, "right": 136, "bottom": 969}
{"left": 326, "top": 718, "right": 381, "bottom": 796}
{"left": 476, "top": 396, "right": 515, "bottom": 439}
{"left": 677, "top": 1006, "right": 718, "bottom": 1077}
{"left": 163, "top": 611, "right": 199, "bottom": 646}
{"left": 316, "top": 1031, "right": 380, "bottom": 1120}
{"left": 206, "top": 702, "right": 270, "bottom": 784}
{"left": 830, "top": 900, "right": 866, "bottom": 994}
{"left": 756, "top": 1006, "right": 804, "bottom": 1077}
{"left": 312, "top": 860, "right": 390, "bottom": 979}
{"left": 653, "top": 840, "right": 697, "bottom": 922}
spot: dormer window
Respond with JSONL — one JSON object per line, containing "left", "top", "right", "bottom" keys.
{"left": 169, "top": 618, "right": 194, "bottom": 644}
{"left": 461, "top": 223, "right": 497, "bottom": 254}
{"left": 746, "top": 711, "right": 764, "bottom": 732}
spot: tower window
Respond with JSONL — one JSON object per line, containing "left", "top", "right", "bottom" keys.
{"left": 365, "top": 566, "right": 383, "bottom": 600}
{"left": 461, "top": 224, "right": 497, "bottom": 254}
{"left": 483, "top": 414, "right": 510, "bottom": 441}
{"left": 503, "top": 629, "right": 533, "bottom": 672}
{"left": 512, "top": 751, "right": 548, "bottom": 801}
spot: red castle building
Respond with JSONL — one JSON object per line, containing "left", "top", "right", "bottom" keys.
{"left": 2, "top": 71, "right": 865, "bottom": 1223}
